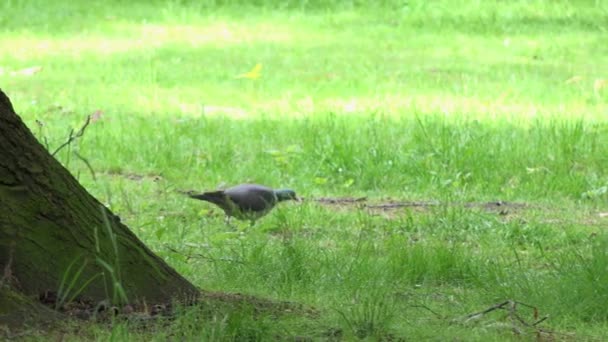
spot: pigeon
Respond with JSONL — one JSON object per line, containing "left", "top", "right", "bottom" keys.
{"left": 186, "top": 183, "right": 298, "bottom": 225}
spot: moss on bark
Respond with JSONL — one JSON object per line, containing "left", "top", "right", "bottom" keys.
{"left": 0, "top": 89, "right": 198, "bottom": 324}
{"left": 0, "top": 286, "right": 62, "bottom": 330}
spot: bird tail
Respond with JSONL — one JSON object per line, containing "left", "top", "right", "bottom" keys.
{"left": 187, "top": 190, "right": 226, "bottom": 205}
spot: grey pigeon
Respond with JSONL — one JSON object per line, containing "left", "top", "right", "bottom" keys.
{"left": 187, "top": 183, "right": 298, "bottom": 225}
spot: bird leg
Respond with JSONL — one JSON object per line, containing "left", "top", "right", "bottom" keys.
{"left": 224, "top": 216, "right": 237, "bottom": 230}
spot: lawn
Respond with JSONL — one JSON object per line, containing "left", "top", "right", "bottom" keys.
{"left": 2, "top": 0, "right": 608, "bottom": 340}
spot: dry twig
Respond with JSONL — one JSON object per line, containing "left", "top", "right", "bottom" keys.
{"left": 74, "top": 151, "right": 96, "bottom": 180}
{"left": 456, "top": 299, "right": 558, "bottom": 338}
{"left": 52, "top": 115, "right": 91, "bottom": 156}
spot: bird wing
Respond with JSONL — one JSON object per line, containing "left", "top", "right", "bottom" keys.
{"left": 224, "top": 184, "right": 277, "bottom": 212}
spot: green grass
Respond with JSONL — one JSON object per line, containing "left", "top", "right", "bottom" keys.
{"left": 3, "top": 0, "right": 608, "bottom": 340}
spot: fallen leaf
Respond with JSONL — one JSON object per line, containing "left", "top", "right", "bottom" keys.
{"left": 235, "top": 63, "right": 262, "bottom": 79}
{"left": 594, "top": 79, "right": 607, "bottom": 93}
{"left": 90, "top": 110, "right": 104, "bottom": 122}
{"left": 496, "top": 90, "right": 511, "bottom": 103}
{"left": 314, "top": 177, "right": 328, "bottom": 185}
{"left": 565, "top": 76, "right": 583, "bottom": 84}
{"left": 9, "top": 66, "right": 43, "bottom": 76}
{"left": 343, "top": 178, "right": 355, "bottom": 187}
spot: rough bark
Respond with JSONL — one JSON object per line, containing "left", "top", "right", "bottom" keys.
{"left": 0, "top": 89, "right": 198, "bottom": 317}
{"left": 0, "top": 287, "right": 62, "bottom": 330}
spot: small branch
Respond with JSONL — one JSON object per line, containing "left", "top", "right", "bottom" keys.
{"left": 35, "top": 119, "right": 50, "bottom": 150}
{"left": 455, "top": 299, "right": 562, "bottom": 339}
{"left": 410, "top": 304, "right": 445, "bottom": 319}
{"left": 74, "top": 151, "right": 96, "bottom": 181}
{"left": 532, "top": 316, "right": 549, "bottom": 326}
{"left": 52, "top": 115, "right": 91, "bottom": 156}
{"left": 461, "top": 300, "right": 511, "bottom": 322}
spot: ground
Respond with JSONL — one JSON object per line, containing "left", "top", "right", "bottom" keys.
{"left": 1, "top": 0, "right": 608, "bottom": 340}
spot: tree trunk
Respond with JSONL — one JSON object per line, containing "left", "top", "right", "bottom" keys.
{"left": 0, "top": 89, "right": 198, "bottom": 321}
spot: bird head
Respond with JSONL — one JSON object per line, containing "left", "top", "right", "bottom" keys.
{"left": 275, "top": 189, "right": 299, "bottom": 202}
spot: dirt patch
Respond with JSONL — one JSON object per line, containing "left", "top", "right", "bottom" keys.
{"left": 37, "top": 288, "right": 318, "bottom": 323}
{"left": 102, "top": 170, "right": 163, "bottom": 182}
{"left": 310, "top": 197, "right": 530, "bottom": 218}
{"left": 465, "top": 200, "right": 531, "bottom": 216}
{"left": 313, "top": 196, "right": 368, "bottom": 204}
{"left": 199, "top": 290, "right": 319, "bottom": 318}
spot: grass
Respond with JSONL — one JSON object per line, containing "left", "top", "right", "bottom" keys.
{"left": 2, "top": 0, "right": 608, "bottom": 339}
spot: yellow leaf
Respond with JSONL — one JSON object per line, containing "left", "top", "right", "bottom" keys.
{"left": 9, "top": 66, "right": 43, "bottom": 77}
{"left": 236, "top": 63, "right": 262, "bottom": 79}
{"left": 314, "top": 177, "right": 328, "bottom": 185}
{"left": 198, "top": 208, "right": 212, "bottom": 217}
{"left": 495, "top": 90, "right": 511, "bottom": 103}
{"left": 594, "top": 79, "right": 607, "bottom": 93}
{"left": 564, "top": 76, "right": 583, "bottom": 84}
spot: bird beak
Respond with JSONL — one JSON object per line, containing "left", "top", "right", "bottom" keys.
{"left": 295, "top": 196, "right": 303, "bottom": 203}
